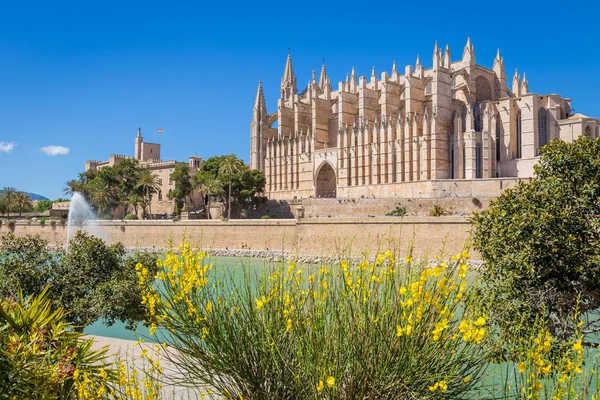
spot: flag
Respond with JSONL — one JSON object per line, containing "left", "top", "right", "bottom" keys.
{"left": 158, "top": 128, "right": 163, "bottom": 134}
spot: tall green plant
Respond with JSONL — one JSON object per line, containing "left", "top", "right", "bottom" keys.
{"left": 219, "top": 155, "right": 244, "bottom": 220}
{"left": 139, "top": 244, "right": 489, "bottom": 399}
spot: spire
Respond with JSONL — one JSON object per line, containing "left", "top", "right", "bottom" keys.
{"left": 521, "top": 72, "right": 529, "bottom": 94}
{"left": 443, "top": 44, "right": 451, "bottom": 69}
{"left": 137, "top": 127, "right": 142, "bottom": 137}
{"left": 281, "top": 51, "right": 297, "bottom": 92}
{"left": 512, "top": 68, "right": 521, "bottom": 97}
{"left": 493, "top": 48, "right": 505, "bottom": 80}
{"left": 254, "top": 80, "right": 267, "bottom": 113}
{"left": 312, "top": 70, "right": 316, "bottom": 84}
{"left": 319, "top": 60, "right": 330, "bottom": 91}
{"left": 433, "top": 41, "right": 441, "bottom": 70}
{"left": 416, "top": 55, "right": 421, "bottom": 69}
{"left": 392, "top": 60, "right": 397, "bottom": 74}
{"left": 462, "top": 37, "right": 475, "bottom": 64}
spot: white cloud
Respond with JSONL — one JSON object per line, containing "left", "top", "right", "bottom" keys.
{"left": 40, "top": 145, "right": 70, "bottom": 156}
{"left": 0, "top": 142, "right": 16, "bottom": 153}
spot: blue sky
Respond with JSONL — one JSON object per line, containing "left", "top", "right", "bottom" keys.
{"left": 0, "top": 0, "right": 598, "bottom": 199}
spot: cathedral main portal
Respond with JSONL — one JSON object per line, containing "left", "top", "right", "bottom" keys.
{"left": 315, "top": 163, "right": 336, "bottom": 198}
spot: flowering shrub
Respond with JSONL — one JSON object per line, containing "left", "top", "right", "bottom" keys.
{"left": 0, "top": 287, "right": 110, "bottom": 399}
{"left": 139, "top": 243, "right": 490, "bottom": 399}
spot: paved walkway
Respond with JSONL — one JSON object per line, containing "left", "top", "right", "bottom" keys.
{"left": 88, "top": 335, "right": 217, "bottom": 399}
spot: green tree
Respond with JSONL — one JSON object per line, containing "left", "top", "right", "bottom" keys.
{"left": 88, "top": 178, "right": 116, "bottom": 218}
{"left": 0, "top": 186, "right": 17, "bottom": 218}
{"left": 168, "top": 163, "right": 193, "bottom": 215}
{"left": 136, "top": 169, "right": 160, "bottom": 219}
{"left": 231, "top": 168, "right": 266, "bottom": 205}
{"left": 63, "top": 179, "right": 81, "bottom": 197}
{"left": 34, "top": 199, "right": 53, "bottom": 213}
{"left": 219, "top": 155, "right": 244, "bottom": 220}
{"left": 195, "top": 173, "right": 224, "bottom": 219}
{"left": 471, "top": 136, "right": 600, "bottom": 351}
{"left": 13, "top": 191, "right": 33, "bottom": 217}
{"left": 0, "top": 231, "right": 159, "bottom": 331}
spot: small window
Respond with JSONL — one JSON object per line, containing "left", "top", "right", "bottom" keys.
{"left": 158, "top": 191, "right": 162, "bottom": 201}
{"left": 425, "top": 82, "right": 432, "bottom": 95}
{"left": 516, "top": 110, "right": 522, "bottom": 159}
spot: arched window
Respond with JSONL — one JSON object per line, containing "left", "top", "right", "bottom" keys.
{"left": 538, "top": 108, "right": 547, "bottom": 154}
{"left": 495, "top": 115, "right": 501, "bottom": 162}
{"left": 425, "top": 81, "right": 432, "bottom": 95}
{"left": 585, "top": 126, "right": 592, "bottom": 137}
{"left": 475, "top": 113, "right": 483, "bottom": 132}
{"left": 475, "top": 143, "right": 482, "bottom": 178}
{"left": 516, "top": 110, "right": 522, "bottom": 159}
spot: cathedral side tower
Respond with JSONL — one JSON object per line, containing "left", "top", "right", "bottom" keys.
{"left": 250, "top": 81, "right": 267, "bottom": 171}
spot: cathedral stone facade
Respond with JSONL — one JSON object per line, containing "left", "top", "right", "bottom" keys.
{"left": 251, "top": 39, "right": 599, "bottom": 199}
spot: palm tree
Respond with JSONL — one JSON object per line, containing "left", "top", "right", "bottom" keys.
{"left": 197, "top": 175, "right": 224, "bottom": 219}
{"left": 136, "top": 170, "right": 161, "bottom": 219}
{"left": 89, "top": 181, "right": 115, "bottom": 218}
{"left": 63, "top": 179, "right": 81, "bottom": 197}
{"left": 125, "top": 193, "right": 144, "bottom": 217}
{"left": 218, "top": 156, "right": 244, "bottom": 220}
{"left": 1, "top": 187, "right": 17, "bottom": 219}
{"left": 13, "top": 192, "right": 33, "bottom": 217}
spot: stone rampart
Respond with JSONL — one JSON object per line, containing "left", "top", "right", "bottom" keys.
{"left": 0, "top": 217, "right": 477, "bottom": 260}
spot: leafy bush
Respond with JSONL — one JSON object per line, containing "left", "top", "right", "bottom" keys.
{"left": 0, "top": 232, "right": 158, "bottom": 330}
{"left": 38, "top": 216, "right": 47, "bottom": 226}
{"left": 472, "top": 137, "right": 600, "bottom": 350}
{"left": 139, "top": 244, "right": 489, "bottom": 399}
{"left": 0, "top": 287, "right": 111, "bottom": 399}
{"left": 34, "top": 199, "right": 53, "bottom": 213}
{"left": 124, "top": 213, "right": 139, "bottom": 220}
{"left": 429, "top": 205, "right": 444, "bottom": 217}
{"left": 386, "top": 205, "right": 407, "bottom": 216}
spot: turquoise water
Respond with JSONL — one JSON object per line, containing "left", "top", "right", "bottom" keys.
{"left": 83, "top": 255, "right": 277, "bottom": 342}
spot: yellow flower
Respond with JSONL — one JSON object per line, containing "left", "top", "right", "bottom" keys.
{"left": 326, "top": 376, "right": 335, "bottom": 387}
{"left": 399, "top": 286, "right": 407, "bottom": 295}
{"left": 405, "top": 324, "right": 412, "bottom": 336}
{"left": 541, "top": 363, "right": 552, "bottom": 374}
{"left": 206, "top": 301, "right": 213, "bottom": 314}
{"left": 518, "top": 362, "right": 527, "bottom": 373}
{"left": 317, "top": 380, "right": 324, "bottom": 391}
{"left": 286, "top": 319, "right": 292, "bottom": 332}
{"left": 474, "top": 317, "right": 486, "bottom": 327}
{"left": 573, "top": 339, "right": 583, "bottom": 352}
{"left": 396, "top": 325, "right": 403, "bottom": 337}
{"left": 463, "top": 375, "right": 471, "bottom": 383}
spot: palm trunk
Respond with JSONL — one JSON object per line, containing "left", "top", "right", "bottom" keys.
{"left": 147, "top": 187, "right": 153, "bottom": 220}
{"left": 228, "top": 170, "right": 232, "bottom": 220}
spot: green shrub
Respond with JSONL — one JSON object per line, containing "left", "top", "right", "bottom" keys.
{"left": 139, "top": 244, "right": 489, "bottom": 399}
{"left": 102, "top": 215, "right": 113, "bottom": 221}
{"left": 472, "top": 136, "right": 600, "bottom": 352}
{"left": 38, "top": 217, "right": 47, "bottom": 226}
{"left": 386, "top": 205, "right": 407, "bottom": 216}
{"left": 0, "top": 287, "right": 111, "bottom": 399}
{"left": 124, "top": 213, "right": 138, "bottom": 220}
{"left": 0, "top": 232, "right": 158, "bottom": 330}
{"left": 260, "top": 215, "right": 271, "bottom": 219}
{"left": 429, "top": 205, "right": 444, "bottom": 217}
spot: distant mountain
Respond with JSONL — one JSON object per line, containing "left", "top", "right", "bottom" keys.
{"left": 0, "top": 190, "right": 49, "bottom": 201}
{"left": 27, "top": 193, "right": 50, "bottom": 201}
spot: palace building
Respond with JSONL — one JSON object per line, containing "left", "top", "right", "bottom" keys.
{"left": 86, "top": 129, "right": 202, "bottom": 216}
{"left": 250, "top": 39, "right": 599, "bottom": 199}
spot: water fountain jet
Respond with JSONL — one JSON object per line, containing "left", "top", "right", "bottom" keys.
{"left": 66, "top": 192, "right": 105, "bottom": 249}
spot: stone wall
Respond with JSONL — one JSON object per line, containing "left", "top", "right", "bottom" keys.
{"left": 0, "top": 217, "right": 477, "bottom": 260}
